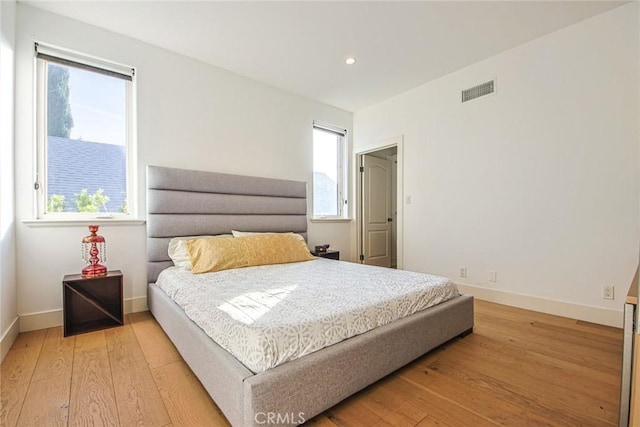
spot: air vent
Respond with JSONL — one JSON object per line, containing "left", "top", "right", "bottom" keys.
{"left": 462, "top": 80, "right": 495, "bottom": 103}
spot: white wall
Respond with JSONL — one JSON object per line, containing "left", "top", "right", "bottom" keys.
{"left": 354, "top": 3, "right": 639, "bottom": 327}
{"left": 0, "top": 0, "right": 18, "bottom": 360}
{"left": 14, "top": 4, "right": 352, "bottom": 331}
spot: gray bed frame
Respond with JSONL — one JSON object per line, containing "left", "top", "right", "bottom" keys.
{"left": 146, "top": 165, "right": 474, "bottom": 426}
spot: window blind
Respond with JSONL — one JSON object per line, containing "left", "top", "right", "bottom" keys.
{"left": 35, "top": 42, "right": 134, "bottom": 81}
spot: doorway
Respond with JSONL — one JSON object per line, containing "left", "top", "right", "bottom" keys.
{"left": 355, "top": 137, "right": 402, "bottom": 269}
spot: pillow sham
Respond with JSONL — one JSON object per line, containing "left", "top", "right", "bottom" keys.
{"left": 168, "top": 234, "right": 232, "bottom": 270}
{"left": 188, "top": 233, "right": 315, "bottom": 274}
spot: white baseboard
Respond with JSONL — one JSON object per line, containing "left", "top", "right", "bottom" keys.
{"left": 19, "top": 309, "right": 63, "bottom": 332}
{"left": 1, "top": 317, "right": 20, "bottom": 362}
{"left": 14, "top": 289, "right": 622, "bottom": 334}
{"left": 457, "top": 283, "right": 623, "bottom": 328}
{"left": 125, "top": 295, "right": 148, "bottom": 314}
{"left": 18, "top": 296, "right": 148, "bottom": 333}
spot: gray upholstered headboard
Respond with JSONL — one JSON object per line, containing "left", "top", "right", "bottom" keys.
{"left": 146, "top": 165, "right": 308, "bottom": 283}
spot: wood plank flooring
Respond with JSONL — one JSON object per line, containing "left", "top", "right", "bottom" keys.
{"left": 0, "top": 300, "right": 623, "bottom": 426}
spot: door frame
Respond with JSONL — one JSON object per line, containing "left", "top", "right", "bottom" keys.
{"left": 355, "top": 135, "right": 404, "bottom": 269}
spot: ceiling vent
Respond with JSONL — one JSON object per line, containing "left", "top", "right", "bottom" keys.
{"left": 462, "top": 80, "right": 495, "bottom": 103}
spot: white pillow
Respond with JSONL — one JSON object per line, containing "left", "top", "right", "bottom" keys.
{"left": 168, "top": 234, "right": 232, "bottom": 270}
{"left": 231, "top": 230, "right": 303, "bottom": 240}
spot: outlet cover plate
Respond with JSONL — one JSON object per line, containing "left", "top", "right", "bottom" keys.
{"left": 602, "top": 285, "right": 614, "bottom": 300}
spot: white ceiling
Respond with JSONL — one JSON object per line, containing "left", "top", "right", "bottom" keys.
{"left": 24, "top": 1, "right": 626, "bottom": 112}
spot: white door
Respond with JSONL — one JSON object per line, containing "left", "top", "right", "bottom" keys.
{"left": 362, "top": 154, "right": 391, "bottom": 267}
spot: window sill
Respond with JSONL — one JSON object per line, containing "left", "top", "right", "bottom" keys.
{"left": 23, "top": 218, "right": 146, "bottom": 228}
{"left": 310, "top": 218, "right": 352, "bottom": 223}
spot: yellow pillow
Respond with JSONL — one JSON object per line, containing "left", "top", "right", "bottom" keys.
{"left": 187, "top": 237, "right": 249, "bottom": 274}
{"left": 187, "top": 233, "right": 315, "bottom": 274}
{"left": 168, "top": 234, "right": 233, "bottom": 270}
{"left": 240, "top": 233, "right": 315, "bottom": 267}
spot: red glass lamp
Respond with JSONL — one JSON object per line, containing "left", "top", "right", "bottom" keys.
{"left": 81, "top": 225, "right": 107, "bottom": 277}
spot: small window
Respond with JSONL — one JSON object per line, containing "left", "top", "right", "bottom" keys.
{"left": 35, "top": 43, "right": 136, "bottom": 219}
{"left": 312, "top": 122, "right": 347, "bottom": 219}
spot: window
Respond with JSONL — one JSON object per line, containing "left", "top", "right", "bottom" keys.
{"left": 312, "top": 122, "right": 347, "bottom": 219}
{"left": 35, "top": 43, "right": 135, "bottom": 219}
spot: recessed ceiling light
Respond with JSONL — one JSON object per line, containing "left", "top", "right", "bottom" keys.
{"left": 345, "top": 57, "right": 356, "bottom": 65}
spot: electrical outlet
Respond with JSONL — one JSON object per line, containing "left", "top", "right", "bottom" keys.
{"left": 602, "top": 285, "right": 614, "bottom": 300}
{"left": 489, "top": 271, "right": 497, "bottom": 282}
{"left": 459, "top": 267, "right": 467, "bottom": 278}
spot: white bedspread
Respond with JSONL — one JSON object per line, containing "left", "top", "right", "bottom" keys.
{"left": 156, "top": 258, "right": 459, "bottom": 373}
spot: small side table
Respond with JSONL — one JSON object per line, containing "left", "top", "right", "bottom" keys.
{"left": 63, "top": 270, "right": 124, "bottom": 337}
{"left": 311, "top": 249, "right": 340, "bottom": 260}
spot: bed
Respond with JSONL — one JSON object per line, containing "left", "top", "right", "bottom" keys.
{"left": 146, "top": 165, "right": 474, "bottom": 426}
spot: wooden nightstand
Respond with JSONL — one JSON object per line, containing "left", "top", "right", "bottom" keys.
{"left": 311, "top": 249, "right": 340, "bottom": 260}
{"left": 63, "top": 270, "right": 124, "bottom": 337}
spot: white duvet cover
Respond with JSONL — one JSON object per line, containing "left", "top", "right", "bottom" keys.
{"left": 156, "top": 258, "right": 459, "bottom": 373}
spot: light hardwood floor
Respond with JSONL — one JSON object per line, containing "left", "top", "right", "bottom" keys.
{"left": 1, "top": 300, "right": 622, "bottom": 426}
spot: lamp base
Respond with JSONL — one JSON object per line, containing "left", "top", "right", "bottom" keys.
{"left": 82, "top": 264, "right": 107, "bottom": 278}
